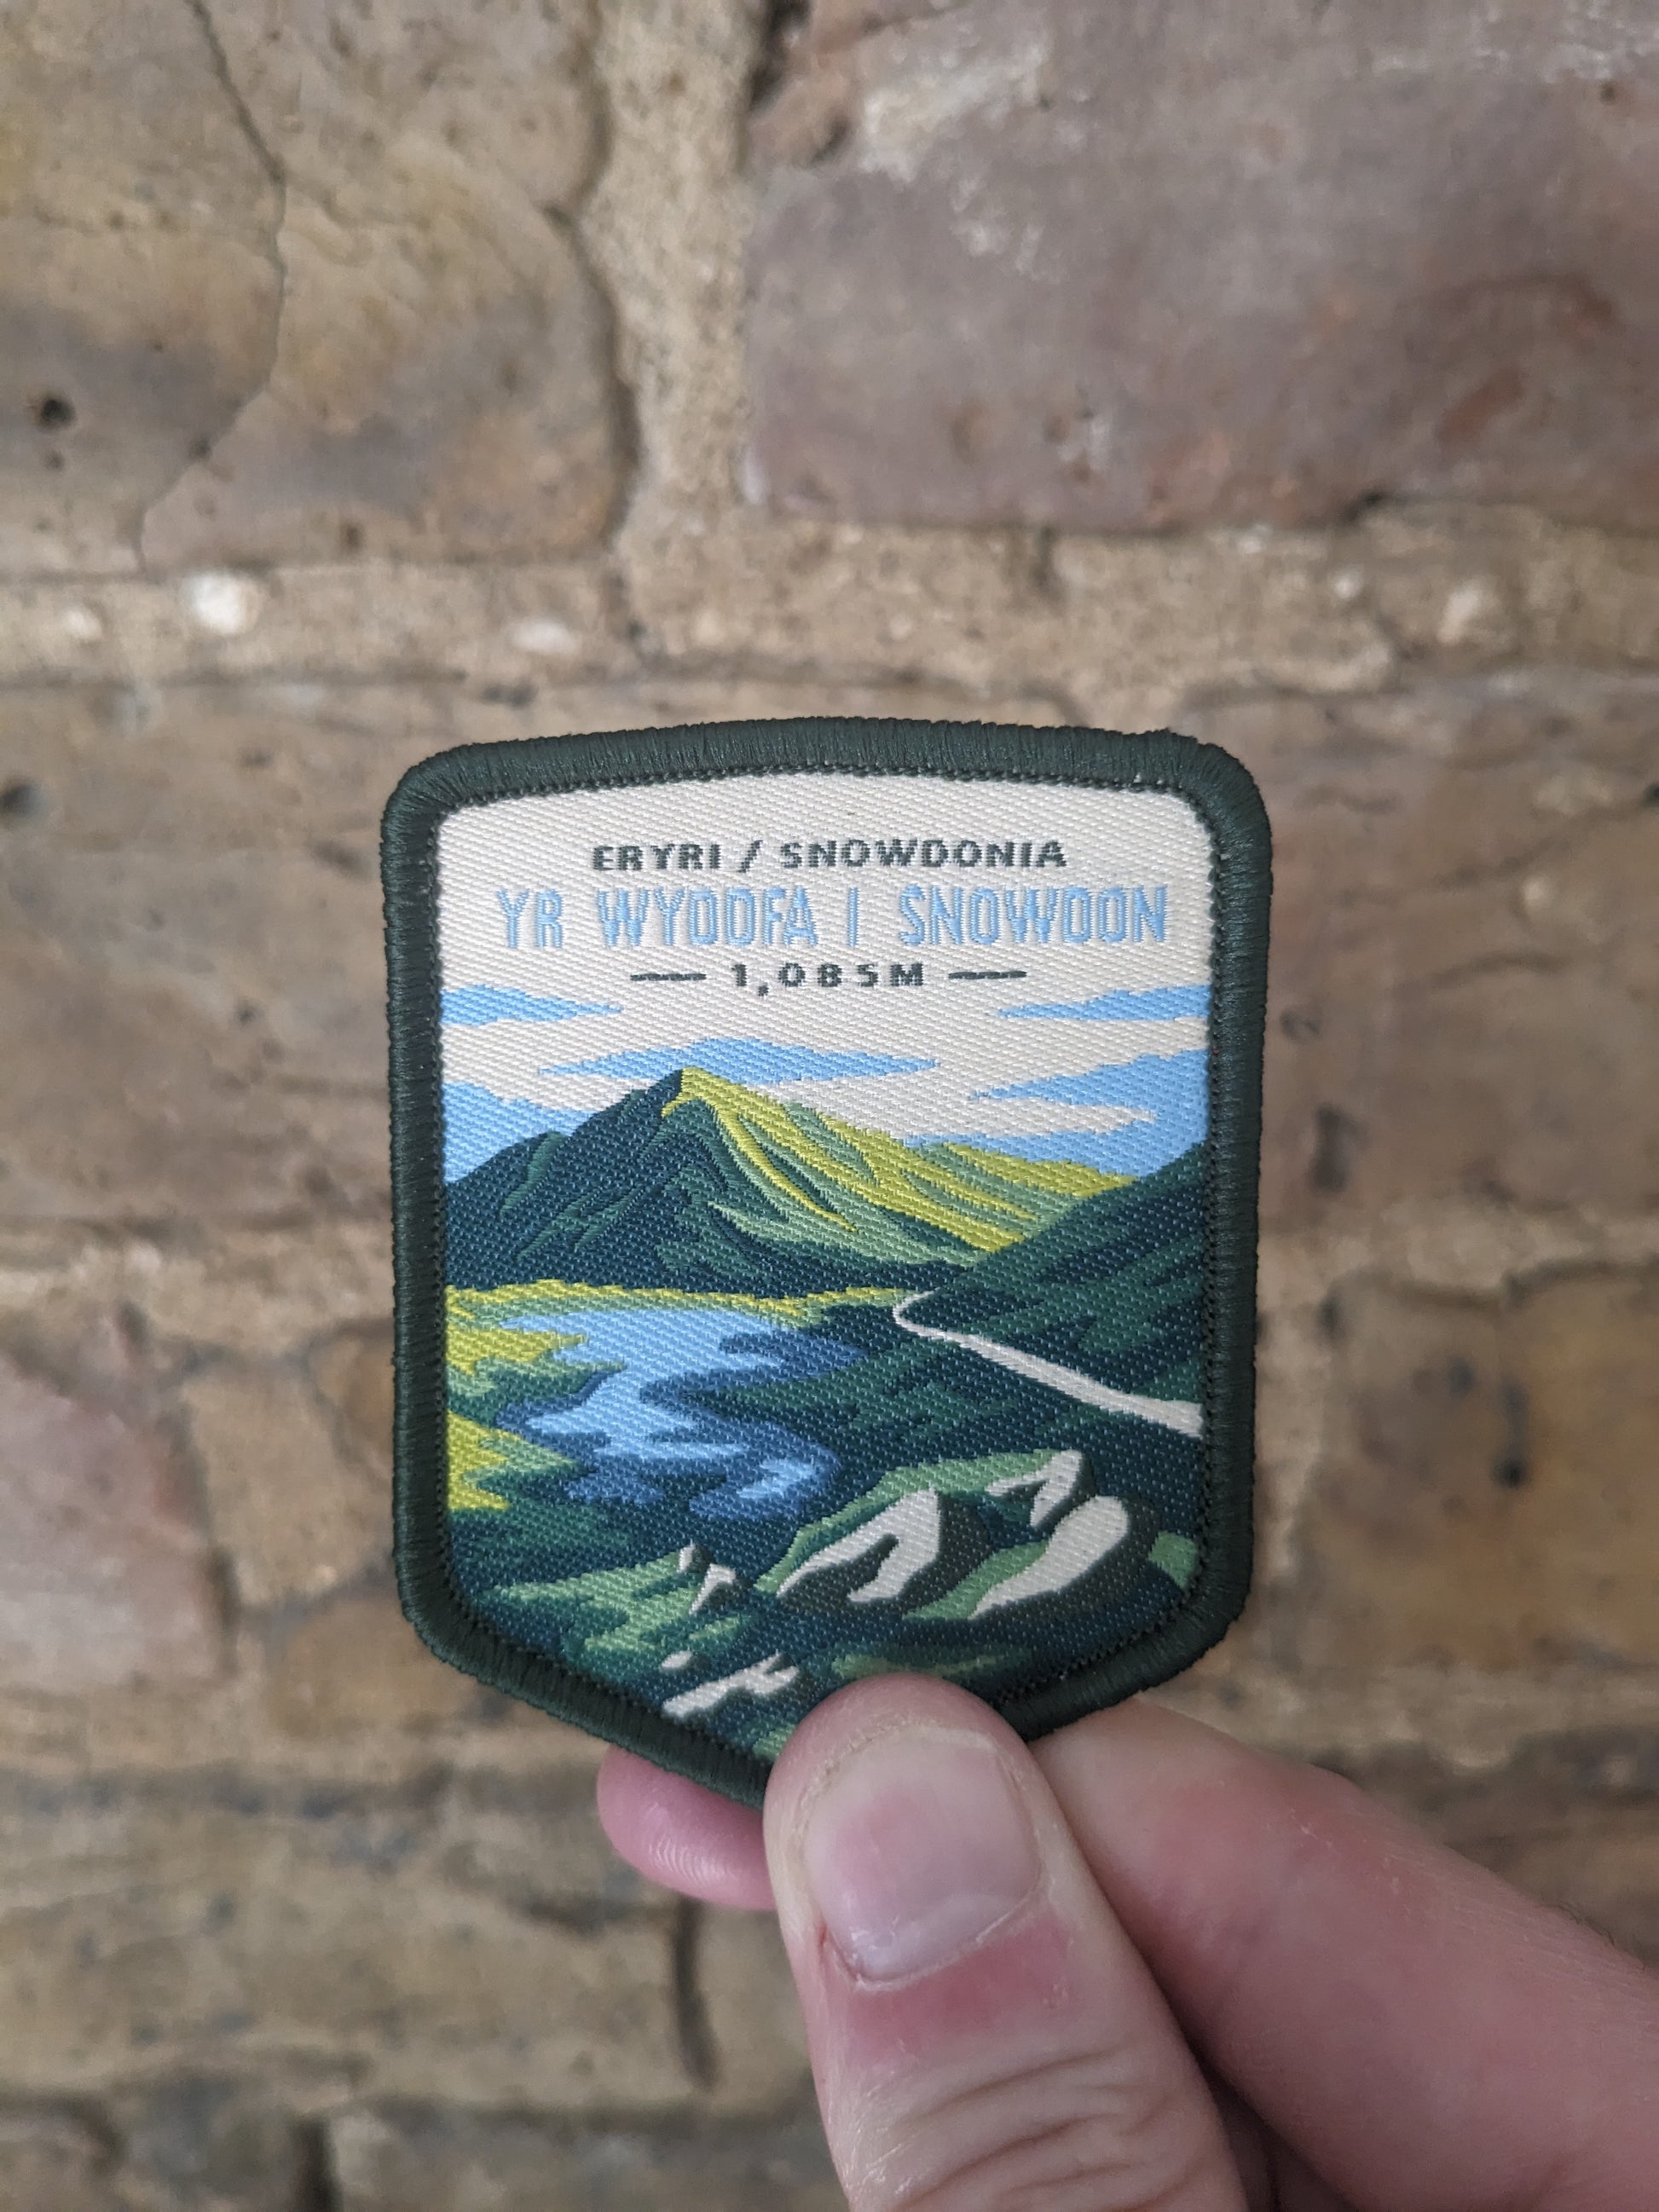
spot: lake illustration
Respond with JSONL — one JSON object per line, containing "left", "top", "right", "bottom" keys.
{"left": 506, "top": 1302, "right": 862, "bottom": 1516}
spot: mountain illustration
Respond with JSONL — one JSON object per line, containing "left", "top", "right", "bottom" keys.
{"left": 694, "top": 1145, "right": 1207, "bottom": 1499}
{"left": 906, "top": 1143, "right": 1205, "bottom": 1400}
{"left": 445, "top": 1066, "right": 1119, "bottom": 1295}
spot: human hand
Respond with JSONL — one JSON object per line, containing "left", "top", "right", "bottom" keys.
{"left": 598, "top": 1676, "right": 1659, "bottom": 2210}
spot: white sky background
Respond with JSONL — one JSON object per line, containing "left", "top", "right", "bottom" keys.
{"left": 438, "top": 771, "right": 1211, "bottom": 1152}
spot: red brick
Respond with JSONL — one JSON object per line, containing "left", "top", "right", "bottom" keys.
{"left": 1194, "top": 678, "right": 1659, "bottom": 1227}
{"left": 0, "top": 1350, "right": 221, "bottom": 1692}
{"left": 1288, "top": 1268, "right": 1659, "bottom": 1671}
{"left": 748, "top": 3, "right": 1659, "bottom": 530}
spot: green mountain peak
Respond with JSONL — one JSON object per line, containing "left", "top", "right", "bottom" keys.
{"left": 446, "top": 1066, "right": 1120, "bottom": 1296}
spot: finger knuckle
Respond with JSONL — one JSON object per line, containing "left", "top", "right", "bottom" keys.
{"left": 845, "top": 2048, "right": 1222, "bottom": 2212}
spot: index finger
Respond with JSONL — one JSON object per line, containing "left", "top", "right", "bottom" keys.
{"left": 1034, "top": 1700, "right": 1659, "bottom": 2211}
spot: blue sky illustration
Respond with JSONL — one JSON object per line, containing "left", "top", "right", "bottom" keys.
{"left": 443, "top": 1083, "right": 585, "bottom": 1180}
{"left": 999, "top": 984, "right": 1211, "bottom": 1023}
{"left": 540, "top": 1040, "right": 938, "bottom": 1085}
{"left": 442, "top": 985, "right": 621, "bottom": 1025}
{"left": 948, "top": 1048, "right": 1207, "bottom": 1175}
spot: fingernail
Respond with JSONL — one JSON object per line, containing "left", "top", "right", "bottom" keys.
{"left": 798, "top": 1729, "right": 1041, "bottom": 1982}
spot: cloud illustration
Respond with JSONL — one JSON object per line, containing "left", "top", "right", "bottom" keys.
{"left": 999, "top": 985, "right": 1211, "bottom": 1023}
{"left": 540, "top": 1040, "right": 938, "bottom": 1085}
{"left": 442, "top": 985, "right": 621, "bottom": 1026}
{"left": 966, "top": 1048, "right": 1208, "bottom": 1174}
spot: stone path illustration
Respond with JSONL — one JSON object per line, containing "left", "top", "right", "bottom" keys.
{"left": 888, "top": 1296, "right": 1204, "bottom": 1438}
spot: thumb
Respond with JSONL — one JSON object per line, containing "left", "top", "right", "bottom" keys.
{"left": 763, "top": 1675, "right": 1248, "bottom": 2212}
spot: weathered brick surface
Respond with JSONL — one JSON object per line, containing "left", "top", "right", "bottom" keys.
{"left": 621, "top": 515, "right": 1396, "bottom": 733}
{"left": 697, "top": 1907, "right": 815, "bottom": 2116}
{"left": 3, "top": 0, "right": 618, "bottom": 577}
{"left": 328, "top": 2104, "right": 846, "bottom": 2211}
{"left": 0, "top": 1768, "right": 679, "bottom": 2105}
{"left": 266, "top": 1588, "right": 479, "bottom": 1736}
{"left": 0, "top": 562, "right": 626, "bottom": 688}
{"left": 182, "top": 1365, "right": 388, "bottom": 1609}
{"left": 1287, "top": 1268, "right": 1659, "bottom": 1672}
{"left": 309, "top": 1322, "right": 396, "bottom": 1476}
{"left": 747, "top": 1, "right": 1659, "bottom": 532}
{"left": 0, "top": 1347, "right": 221, "bottom": 1693}
{"left": 0, "top": 2085, "right": 318, "bottom": 2212}
{"left": 0, "top": 0, "right": 281, "bottom": 575}
{"left": 1191, "top": 677, "right": 1659, "bottom": 1228}
{"left": 143, "top": 0, "right": 621, "bottom": 569}
{"left": 0, "top": 682, "right": 439, "bottom": 1221}
{"left": 0, "top": 2107, "right": 117, "bottom": 2212}
{"left": 0, "top": 0, "right": 1654, "bottom": 2198}
{"left": 104, "top": 2081, "right": 317, "bottom": 2212}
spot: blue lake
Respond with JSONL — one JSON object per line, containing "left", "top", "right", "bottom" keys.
{"left": 501, "top": 1303, "right": 864, "bottom": 1521}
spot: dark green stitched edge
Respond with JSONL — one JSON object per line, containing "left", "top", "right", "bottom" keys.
{"left": 381, "top": 719, "right": 1271, "bottom": 1808}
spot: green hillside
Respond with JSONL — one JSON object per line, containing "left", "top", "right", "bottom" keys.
{"left": 690, "top": 1146, "right": 1207, "bottom": 1529}
{"left": 465, "top": 1447, "right": 1195, "bottom": 1763}
{"left": 913, "top": 1144, "right": 1205, "bottom": 1399}
{"left": 446, "top": 1066, "right": 1119, "bottom": 1295}
{"left": 440, "top": 1123, "right": 1211, "bottom": 1765}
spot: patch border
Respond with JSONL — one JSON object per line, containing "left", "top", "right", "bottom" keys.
{"left": 382, "top": 719, "right": 1270, "bottom": 1807}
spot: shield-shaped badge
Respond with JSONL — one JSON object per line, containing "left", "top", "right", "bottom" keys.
{"left": 383, "top": 719, "right": 1269, "bottom": 1803}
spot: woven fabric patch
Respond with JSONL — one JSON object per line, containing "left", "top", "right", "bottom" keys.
{"left": 383, "top": 720, "right": 1269, "bottom": 1805}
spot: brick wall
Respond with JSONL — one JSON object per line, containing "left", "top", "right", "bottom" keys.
{"left": 1, "top": 3, "right": 1654, "bottom": 2203}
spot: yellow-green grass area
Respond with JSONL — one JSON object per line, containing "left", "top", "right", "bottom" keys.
{"left": 448, "top": 1278, "right": 909, "bottom": 1331}
{"left": 448, "top": 1309, "right": 588, "bottom": 1377}
{"left": 446, "top": 1294, "right": 619, "bottom": 1456}
{"left": 448, "top": 1410, "right": 575, "bottom": 1513}
{"left": 446, "top": 1286, "right": 609, "bottom": 1513}
{"left": 665, "top": 1065, "right": 1124, "bottom": 1256}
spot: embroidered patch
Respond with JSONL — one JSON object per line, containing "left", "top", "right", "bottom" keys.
{"left": 383, "top": 721, "right": 1269, "bottom": 1805}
